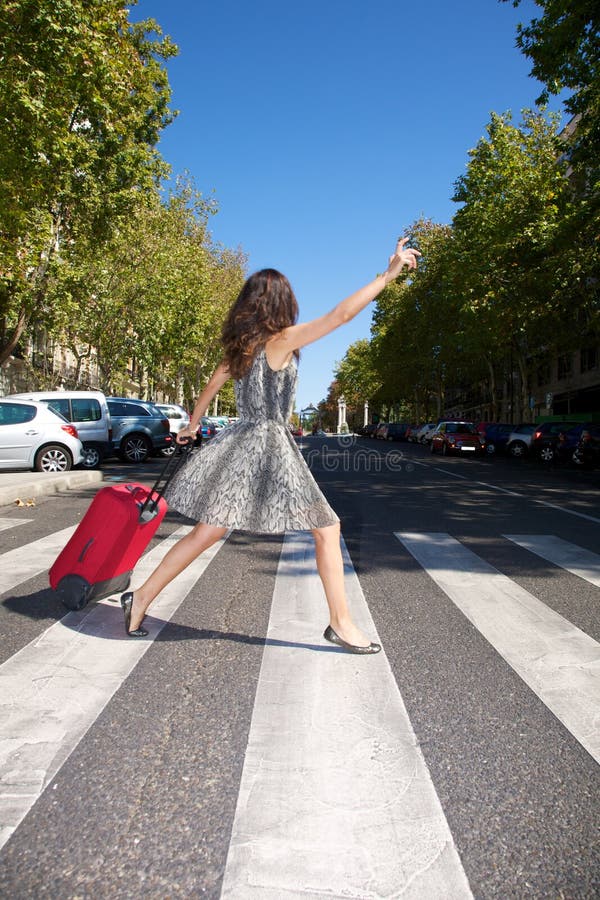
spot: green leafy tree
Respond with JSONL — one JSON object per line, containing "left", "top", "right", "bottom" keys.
{"left": 501, "top": 0, "right": 599, "bottom": 184}
{"left": 46, "top": 177, "right": 246, "bottom": 398}
{"left": 0, "top": 0, "right": 177, "bottom": 363}
{"left": 333, "top": 339, "right": 380, "bottom": 425}
{"left": 452, "top": 109, "right": 573, "bottom": 419}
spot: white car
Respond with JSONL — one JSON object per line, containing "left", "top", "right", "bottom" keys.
{"left": 0, "top": 399, "right": 84, "bottom": 472}
{"left": 415, "top": 422, "right": 437, "bottom": 444}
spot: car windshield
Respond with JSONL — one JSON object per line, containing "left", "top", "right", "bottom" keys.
{"left": 447, "top": 423, "right": 476, "bottom": 434}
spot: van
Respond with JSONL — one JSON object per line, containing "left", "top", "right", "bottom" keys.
{"left": 6, "top": 390, "right": 111, "bottom": 468}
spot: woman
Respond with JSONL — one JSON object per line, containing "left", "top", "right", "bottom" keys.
{"left": 121, "top": 237, "right": 420, "bottom": 651}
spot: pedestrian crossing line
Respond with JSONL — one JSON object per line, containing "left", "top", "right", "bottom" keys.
{"left": 0, "top": 526, "right": 228, "bottom": 852}
{"left": 0, "top": 526, "right": 77, "bottom": 596}
{"left": 221, "top": 532, "right": 473, "bottom": 899}
{"left": 504, "top": 535, "right": 600, "bottom": 589}
{"left": 0, "top": 518, "right": 33, "bottom": 535}
{"left": 395, "top": 533, "right": 600, "bottom": 765}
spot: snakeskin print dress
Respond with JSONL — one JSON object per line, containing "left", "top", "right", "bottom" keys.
{"left": 164, "top": 349, "right": 339, "bottom": 533}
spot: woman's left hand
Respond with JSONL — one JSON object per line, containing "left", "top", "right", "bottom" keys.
{"left": 176, "top": 424, "right": 197, "bottom": 444}
{"left": 384, "top": 237, "right": 421, "bottom": 282}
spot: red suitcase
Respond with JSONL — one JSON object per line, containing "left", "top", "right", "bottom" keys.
{"left": 49, "top": 448, "right": 191, "bottom": 610}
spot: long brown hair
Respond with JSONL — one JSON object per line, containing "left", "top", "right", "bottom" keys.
{"left": 221, "top": 269, "right": 299, "bottom": 379}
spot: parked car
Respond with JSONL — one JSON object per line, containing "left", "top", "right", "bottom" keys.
{"left": 106, "top": 397, "right": 172, "bottom": 463}
{"left": 200, "top": 416, "right": 218, "bottom": 439}
{"left": 415, "top": 422, "right": 437, "bottom": 444}
{"left": 546, "top": 422, "right": 600, "bottom": 467}
{"left": 155, "top": 402, "right": 191, "bottom": 456}
{"left": 7, "top": 389, "right": 111, "bottom": 468}
{"left": 482, "top": 422, "right": 514, "bottom": 455}
{"left": 375, "top": 422, "right": 389, "bottom": 439}
{"left": 384, "top": 422, "right": 410, "bottom": 441}
{"left": 530, "top": 421, "right": 578, "bottom": 463}
{"left": 0, "top": 398, "right": 84, "bottom": 472}
{"left": 571, "top": 425, "right": 600, "bottom": 469}
{"left": 430, "top": 421, "right": 485, "bottom": 455}
{"left": 362, "top": 423, "right": 379, "bottom": 438}
{"left": 505, "top": 423, "right": 537, "bottom": 458}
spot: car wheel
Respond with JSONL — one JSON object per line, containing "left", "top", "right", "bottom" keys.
{"left": 81, "top": 445, "right": 102, "bottom": 469}
{"left": 430, "top": 441, "right": 436, "bottom": 453}
{"left": 35, "top": 444, "right": 72, "bottom": 473}
{"left": 509, "top": 441, "right": 527, "bottom": 458}
{"left": 486, "top": 443, "right": 496, "bottom": 455}
{"left": 160, "top": 443, "right": 177, "bottom": 457}
{"left": 441, "top": 442, "right": 447, "bottom": 455}
{"left": 121, "top": 434, "right": 151, "bottom": 463}
{"left": 540, "top": 446, "right": 555, "bottom": 463}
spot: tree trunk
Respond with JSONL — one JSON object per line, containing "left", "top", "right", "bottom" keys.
{"left": 485, "top": 355, "right": 498, "bottom": 420}
{"left": 0, "top": 306, "right": 28, "bottom": 366}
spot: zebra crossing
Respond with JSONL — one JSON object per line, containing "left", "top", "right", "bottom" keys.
{"left": 0, "top": 517, "right": 599, "bottom": 897}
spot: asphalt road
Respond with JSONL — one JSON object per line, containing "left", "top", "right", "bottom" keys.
{"left": 0, "top": 436, "right": 598, "bottom": 898}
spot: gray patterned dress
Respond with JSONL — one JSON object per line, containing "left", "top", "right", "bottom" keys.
{"left": 164, "top": 348, "right": 339, "bottom": 533}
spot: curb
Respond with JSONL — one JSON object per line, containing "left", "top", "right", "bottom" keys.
{"left": 0, "top": 470, "right": 103, "bottom": 509}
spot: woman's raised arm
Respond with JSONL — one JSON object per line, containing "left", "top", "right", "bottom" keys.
{"left": 271, "top": 237, "right": 420, "bottom": 356}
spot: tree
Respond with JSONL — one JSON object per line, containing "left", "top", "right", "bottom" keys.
{"left": 0, "top": 0, "right": 177, "bottom": 363}
{"left": 333, "top": 339, "right": 380, "bottom": 424}
{"left": 45, "top": 177, "right": 246, "bottom": 398}
{"left": 501, "top": 1, "right": 600, "bottom": 185}
{"left": 452, "top": 109, "right": 574, "bottom": 419}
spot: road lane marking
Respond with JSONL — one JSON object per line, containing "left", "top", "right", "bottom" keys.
{"left": 221, "top": 532, "right": 473, "bottom": 899}
{"left": 402, "top": 456, "right": 600, "bottom": 524}
{"left": 0, "top": 526, "right": 77, "bottom": 596}
{"left": 0, "top": 526, "right": 227, "bottom": 850}
{"left": 395, "top": 533, "right": 600, "bottom": 765}
{"left": 504, "top": 535, "right": 600, "bottom": 588}
{"left": 0, "top": 518, "right": 33, "bottom": 534}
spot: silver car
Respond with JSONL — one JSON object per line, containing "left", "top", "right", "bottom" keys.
{"left": 506, "top": 423, "right": 537, "bottom": 458}
{"left": 0, "top": 399, "right": 84, "bottom": 472}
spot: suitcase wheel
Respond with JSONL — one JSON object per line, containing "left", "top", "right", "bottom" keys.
{"left": 56, "top": 575, "right": 92, "bottom": 611}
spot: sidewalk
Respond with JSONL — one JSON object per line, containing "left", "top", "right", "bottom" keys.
{"left": 0, "top": 470, "right": 103, "bottom": 508}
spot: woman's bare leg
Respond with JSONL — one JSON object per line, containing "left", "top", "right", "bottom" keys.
{"left": 127, "top": 522, "right": 227, "bottom": 632}
{"left": 312, "top": 522, "right": 374, "bottom": 647}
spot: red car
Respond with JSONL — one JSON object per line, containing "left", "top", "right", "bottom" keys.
{"left": 430, "top": 421, "right": 485, "bottom": 455}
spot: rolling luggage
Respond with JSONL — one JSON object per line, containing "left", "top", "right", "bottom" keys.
{"left": 49, "top": 446, "right": 192, "bottom": 610}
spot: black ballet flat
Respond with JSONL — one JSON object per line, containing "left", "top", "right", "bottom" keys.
{"left": 323, "top": 625, "right": 381, "bottom": 655}
{"left": 120, "top": 591, "right": 148, "bottom": 637}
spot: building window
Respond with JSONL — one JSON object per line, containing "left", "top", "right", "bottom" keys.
{"left": 557, "top": 354, "right": 572, "bottom": 380}
{"left": 581, "top": 346, "right": 598, "bottom": 373}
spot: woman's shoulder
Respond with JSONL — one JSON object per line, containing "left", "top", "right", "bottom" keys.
{"left": 264, "top": 336, "right": 295, "bottom": 372}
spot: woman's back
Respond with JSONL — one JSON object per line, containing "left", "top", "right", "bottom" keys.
{"left": 235, "top": 348, "right": 297, "bottom": 426}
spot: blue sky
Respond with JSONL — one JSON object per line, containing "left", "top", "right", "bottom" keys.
{"left": 132, "top": 0, "right": 565, "bottom": 412}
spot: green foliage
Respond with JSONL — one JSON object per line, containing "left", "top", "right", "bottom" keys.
{"left": 502, "top": 0, "right": 599, "bottom": 184}
{"left": 0, "top": 0, "right": 177, "bottom": 362}
{"left": 46, "top": 176, "right": 246, "bottom": 399}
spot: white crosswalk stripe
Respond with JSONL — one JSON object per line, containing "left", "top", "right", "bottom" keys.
{"left": 0, "top": 518, "right": 33, "bottom": 534}
{"left": 504, "top": 534, "right": 600, "bottom": 588}
{"left": 0, "top": 526, "right": 228, "bottom": 851}
{"left": 221, "top": 532, "right": 473, "bottom": 899}
{"left": 395, "top": 532, "right": 600, "bottom": 765}
{"left": 0, "top": 525, "right": 76, "bottom": 595}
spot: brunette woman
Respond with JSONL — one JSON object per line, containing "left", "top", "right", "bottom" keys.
{"left": 121, "top": 237, "right": 420, "bottom": 651}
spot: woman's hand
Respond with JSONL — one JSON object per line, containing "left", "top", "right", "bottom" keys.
{"left": 384, "top": 236, "right": 421, "bottom": 283}
{"left": 176, "top": 423, "right": 198, "bottom": 445}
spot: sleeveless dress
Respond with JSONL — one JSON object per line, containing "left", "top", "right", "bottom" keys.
{"left": 164, "top": 349, "right": 339, "bottom": 533}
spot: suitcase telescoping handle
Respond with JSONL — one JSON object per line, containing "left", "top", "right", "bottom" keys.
{"left": 139, "top": 440, "right": 195, "bottom": 522}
